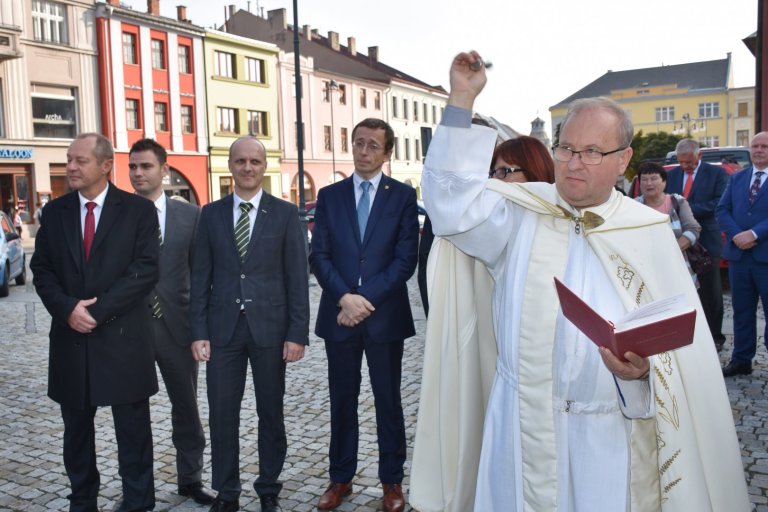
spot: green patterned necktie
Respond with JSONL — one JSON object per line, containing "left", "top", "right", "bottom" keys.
{"left": 235, "top": 202, "right": 254, "bottom": 261}
{"left": 151, "top": 225, "right": 163, "bottom": 318}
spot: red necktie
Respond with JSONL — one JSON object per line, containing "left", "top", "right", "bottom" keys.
{"left": 682, "top": 170, "right": 694, "bottom": 199}
{"left": 83, "top": 202, "right": 96, "bottom": 262}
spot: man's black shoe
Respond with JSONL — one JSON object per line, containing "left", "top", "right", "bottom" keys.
{"left": 178, "top": 483, "right": 215, "bottom": 505}
{"left": 722, "top": 361, "right": 753, "bottom": 377}
{"left": 208, "top": 497, "right": 239, "bottom": 512}
{"left": 260, "top": 493, "right": 282, "bottom": 512}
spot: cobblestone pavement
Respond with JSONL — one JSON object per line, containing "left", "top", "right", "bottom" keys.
{"left": 0, "top": 250, "right": 766, "bottom": 511}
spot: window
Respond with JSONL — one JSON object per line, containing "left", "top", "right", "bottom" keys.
{"left": 394, "top": 137, "right": 400, "bottom": 159}
{"left": 360, "top": 88, "right": 367, "bottom": 108}
{"left": 340, "top": 127, "right": 348, "bottom": 152}
{"left": 216, "top": 107, "right": 237, "bottom": 133}
{"left": 180, "top": 105, "right": 193, "bottom": 133}
{"left": 338, "top": 84, "right": 347, "bottom": 105}
{"left": 31, "top": 89, "right": 77, "bottom": 138}
{"left": 214, "top": 51, "right": 235, "bottom": 78}
{"left": 423, "top": 103, "right": 428, "bottom": 123}
{"left": 374, "top": 91, "right": 381, "bottom": 110}
{"left": 178, "top": 45, "right": 190, "bottom": 74}
{"left": 154, "top": 102, "right": 167, "bottom": 131}
{"left": 416, "top": 139, "right": 421, "bottom": 161}
{"left": 403, "top": 98, "right": 408, "bottom": 120}
{"left": 126, "top": 99, "right": 140, "bottom": 129}
{"left": 392, "top": 96, "right": 398, "bottom": 118}
{"left": 151, "top": 39, "right": 165, "bottom": 69}
{"left": 295, "top": 122, "right": 305, "bottom": 149}
{"left": 247, "top": 110, "right": 268, "bottom": 136}
{"left": 433, "top": 105, "right": 437, "bottom": 123}
{"left": 738, "top": 102, "right": 749, "bottom": 117}
{"left": 323, "top": 81, "right": 332, "bottom": 102}
{"left": 219, "top": 176, "right": 233, "bottom": 197}
{"left": 736, "top": 129, "right": 750, "bottom": 146}
{"left": 413, "top": 101, "right": 419, "bottom": 121}
{"left": 32, "top": 0, "right": 67, "bottom": 44}
{"left": 405, "top": 137, "right": 410, "bottom": 160}
{"left": 323, "top": 125, "right": 332, "bottom": 151}
{"left": 0, "top": 81, "right": 4, "bottom": 138}
{"left": 245, "top": 57, "right": 265, "bottom": 83}
{"left": 440, "top": 107, "right": 444, "bottom": 120}
{"left": 698, "top": 136, "right": 720, "bottom": 148}
{"left": 655, "top": 106, "right": 675, "bottom": 123}
{"left": 122, "top": 33, "right": 137, "bottom": 65}
{"left": 698, "top": 102, "right": 720, "bottom": 119}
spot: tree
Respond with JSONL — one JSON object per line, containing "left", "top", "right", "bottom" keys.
{"left": 627, "top": 131, "right": 682, "bottom": 178}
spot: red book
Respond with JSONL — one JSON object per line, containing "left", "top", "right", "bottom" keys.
{"left": 554, "top": 277, "right": 696, "bottom": 359}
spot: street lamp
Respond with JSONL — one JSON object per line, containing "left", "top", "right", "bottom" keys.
{"left": 673, "top": 113, "right": 692, "bottom": 136}
{"left": 329, "top": 79, "right": 339, "bottom": 182}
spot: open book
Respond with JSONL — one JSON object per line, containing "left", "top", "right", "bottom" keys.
{"left": 554, "top": 277, "right": 696, "bottom": 359}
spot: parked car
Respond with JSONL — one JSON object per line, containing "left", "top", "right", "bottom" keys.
{"left": 0, "top": 210, "right": 25, "bottom": 297}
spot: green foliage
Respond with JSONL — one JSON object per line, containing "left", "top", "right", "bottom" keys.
{"left": 626, "top": 131, "right": 682, "bottom": 178}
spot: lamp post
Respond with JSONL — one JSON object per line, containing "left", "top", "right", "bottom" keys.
{"left": 673, "top": 113, "right": 692, "bottom": 136}
{"left": 292, "top": 0, "right": 308, "bottom": 254}
{"left": 329, "top": 79, "right": 338, "bottom": 183}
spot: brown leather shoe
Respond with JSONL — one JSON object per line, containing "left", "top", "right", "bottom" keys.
{"left": 382, "top": 483, "right": 405, "bottom": 512}
{"left": 317, "top": 482, "right": 353, "bottom": 510}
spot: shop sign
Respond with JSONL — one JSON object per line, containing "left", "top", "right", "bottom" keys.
{"left": 0, "top": 148, "right": 33, "bottom": 159}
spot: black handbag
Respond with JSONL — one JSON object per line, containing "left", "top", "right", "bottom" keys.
{"left": 687, "top": 242, "right": 713, "bottom": 275}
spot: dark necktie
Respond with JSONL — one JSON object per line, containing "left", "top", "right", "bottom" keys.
{"left": 235, "top": 202, "right": 254, "bottom": 260}
{"left": 749, "top": 171, "right": 764, "bottom": 205}
{"left": 151, "top": 225, "right": 163, "bottom": 318}
{"left": 83, "top": 202, "right": 96, "bottom": 262}
{"left": 357, "top": 181, "right": 372, "bottom": 241}
{"left": 682, "top": 170, "right": 694, "bottom": 199}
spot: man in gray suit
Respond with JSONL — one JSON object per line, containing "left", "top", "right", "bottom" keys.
{"left": 190, "top": 137, "right": 309, "bottom": 512}
{"left": 128, "top": 139, "right": 214, "bottom": 505}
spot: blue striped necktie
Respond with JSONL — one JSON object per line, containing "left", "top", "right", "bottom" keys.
{"left": 357, "top": 181, "right": 371, "bottom": 241}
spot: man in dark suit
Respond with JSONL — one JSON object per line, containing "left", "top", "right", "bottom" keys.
{"left": 31, "top": 133, "right": 159, "bottom": 512}
{"left": 128, "top": 139, "right": 213, "bottom": 505}
{"left": 310, "top": 118, "right": 419, "bottom": 512}
{"left": 716, "top": 131, "right": 768, "bottom": 376}
{"left": 665, "top": 138, "right": 728, "bottom": 350}
{"left": 189, "top": 136, "right": 309, "bottom": 512}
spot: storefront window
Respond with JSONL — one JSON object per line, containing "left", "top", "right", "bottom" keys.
{"left": 32, "top": 93, "right": 77, "bottom": 138}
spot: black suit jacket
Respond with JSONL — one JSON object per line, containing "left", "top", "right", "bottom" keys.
{"left": 150, "top": 198, "right": 199, "bottom": 347}
{"left": 31, "top": 184, "right": 160, "bottom": 408}
{"left": 310, "top": 174, "right": 419, "bottom": 343}
{"left": 665, "top": 161, "right": 728, "bottom": 258}
{"left": 189, "top": 192, "right": 309, "bottom": 347}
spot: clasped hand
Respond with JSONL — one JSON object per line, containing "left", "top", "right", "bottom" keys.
{"left": 68, "top": 298, "right": 97, "bottom": 333}
{"left": 336, "top": 293, "right": 375, "bottom": 327}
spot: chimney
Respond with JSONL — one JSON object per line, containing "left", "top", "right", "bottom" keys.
{"left": 177, "top": 5, "right": 187, "bottom": 21}
{"left": 328, "top": 31, "right": 339, "bottom": 51}
{"left": 147, "top": 0, "right": 160, "bottom": 15}
{"left": 227, "top": 4, "right": 236, "bottom": 18}
{"left": 368, "top": 46, "right": 379, "bottom": 63}
{"left": 347, "top": 37, "right": 356, "bottom": 56}
{"left": 267, "top": 8, "right": 287, "bottom": 30}
{"left": 303, "top": 24, "right": 311, "bottom": 40}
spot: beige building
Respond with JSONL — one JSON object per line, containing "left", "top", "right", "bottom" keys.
{"left": 0, "top": 0, "right": 100, "bottom": 233}
{"left": 204, "top": 29, "right": 281, "bottom": 201}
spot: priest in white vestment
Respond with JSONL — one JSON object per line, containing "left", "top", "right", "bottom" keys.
{"left": 410, "top": 51, "right": 749, "bottom": 512}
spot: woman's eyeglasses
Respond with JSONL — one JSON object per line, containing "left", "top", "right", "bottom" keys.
{"left": 489, "top": 166, "right": 526, "bottom": 179}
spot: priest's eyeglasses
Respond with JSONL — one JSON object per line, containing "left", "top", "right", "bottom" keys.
{"left": 552, "top": 145, "right": 626, "bottom": 165}
{"left": 489, "top": 166, "right": 526, "bottom": 179}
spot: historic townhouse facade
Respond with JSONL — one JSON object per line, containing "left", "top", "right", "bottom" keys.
{"left": 0, "top": 0, "right": 100, "bottom": 233}
{"left": 204, "top": 29, "right": 281, "bottom": 201}
{"left": 95, "top": 0, "right": 208, "bottom": 204}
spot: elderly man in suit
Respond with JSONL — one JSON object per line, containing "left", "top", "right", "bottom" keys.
{"left": 310, "top": 118, "right": 419, "bottom": 512}
{"left": 128, "top": 138, "right": 213, "bottom": 505}
{"left": 717, "top": 131, "right": 768, "bottom": 376}
{"left": 31, "top": 133, "right": 159, "bottom": 512}
{"left": 665, "top": 138, "right": 728, "bottom": 351}
{"left": 189, "top": 136, "right": 309, "bottom": 512}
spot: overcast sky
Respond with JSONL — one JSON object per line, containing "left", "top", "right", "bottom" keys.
{"left": 126, "top": 0, "right": 759, "bottom": 137}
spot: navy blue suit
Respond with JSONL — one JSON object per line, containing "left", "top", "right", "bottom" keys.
{"left": 309, "top": 174, "right": 418, "bottom": 484}
{"left": 666, "top": 161, "right": 728, "bottom": 343}
{"left": 716, "top": 167, "right": 768, "bottom": 363}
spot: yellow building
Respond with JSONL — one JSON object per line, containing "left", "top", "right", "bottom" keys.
{"left": 550, "top": 54, "right": 753, "bottom": 148}
{"left": 204, "top": 30, "right": 281, "bottom": 201}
